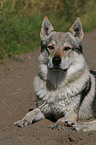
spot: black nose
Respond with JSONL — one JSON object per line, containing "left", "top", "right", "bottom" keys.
{"left": 52, "top": 55, "right": 61, "bottom": 67}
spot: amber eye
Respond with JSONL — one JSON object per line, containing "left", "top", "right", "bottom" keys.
{"left": 48, "top": 45, "right": 54, "bottom": 50}
{"left": 64, "top": 47, "right": 71, "bottom": 51}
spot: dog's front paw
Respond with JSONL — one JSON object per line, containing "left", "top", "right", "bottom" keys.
{"left": 48, "top": 119, "right": 65, "bottom": 131}
{"left": 48, "top": 118, "right": 76, "bottom": 131}
{"left": 14, "top": 111, "right": 35, "bottom": 127}
{"left": 14, "top": 119, "right": 32, "bottom": 127}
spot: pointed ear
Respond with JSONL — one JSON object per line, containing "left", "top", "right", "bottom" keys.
{"left": 40, "top": 16, "right": 54, "bottom": 40}
{"left": 69, "top": 17, "right": 84, "bottom": 41}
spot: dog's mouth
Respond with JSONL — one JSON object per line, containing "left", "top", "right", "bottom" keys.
{"left": 49, "top": 66, "right": 67, "bottom": 72}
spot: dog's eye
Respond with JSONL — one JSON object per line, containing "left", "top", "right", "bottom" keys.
{"left": 48, "top": 46, "right": 54, "bottom": 50}
{"left": 64, "top": 47, "right": 71, "bottom": 51}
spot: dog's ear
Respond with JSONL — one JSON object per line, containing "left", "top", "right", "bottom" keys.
{"left": 69, "top": 17, "right": 84, "bottom": 41}
{"left": 40, "top": 16, "right": 54, "bottom": 40}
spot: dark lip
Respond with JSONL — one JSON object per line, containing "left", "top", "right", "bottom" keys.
{"left": 49, "top": 67, "right": 67, "bottom": 72}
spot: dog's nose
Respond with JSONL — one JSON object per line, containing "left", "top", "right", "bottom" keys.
{"left": 52, "top": 55, "right": 61, "bottom": 67}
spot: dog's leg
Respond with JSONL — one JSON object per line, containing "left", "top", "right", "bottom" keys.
{"left": 49, "top": 109, "right": 77, "bottom": 131}
{"left": 14, "top": 108, "right": 45, "bottom": 127}
{"left": 72, "top": 120, "right": 96, "bottom": 131}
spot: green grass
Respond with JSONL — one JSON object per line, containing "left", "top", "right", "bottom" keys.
{"left": 0, "top": 0, "right": 96, "bottom": 61}
{"left": 0, "top": 12, "right": 41, "bottom": 60}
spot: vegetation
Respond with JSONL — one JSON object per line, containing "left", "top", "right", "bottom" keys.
{"left": 0, "top": 0, "right": 96, "bottom": 61}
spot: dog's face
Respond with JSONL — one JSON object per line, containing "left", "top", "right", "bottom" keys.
{"left": 40, "top": 17, "right": 84, "bottom": 73}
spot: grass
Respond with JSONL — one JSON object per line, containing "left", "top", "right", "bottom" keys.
{"left": 0, "top": 12, "right": 41, "bottom": 60}
{"left": 0, "top": 0, "right": 96, "bottom": 61}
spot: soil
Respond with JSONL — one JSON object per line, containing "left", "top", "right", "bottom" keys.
{"left": 0, "top": 30, "right": 96, "bottom": 145}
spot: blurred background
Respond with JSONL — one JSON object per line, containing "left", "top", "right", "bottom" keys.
{"left": 0, "top": 0, "right": 96, "bottom": 61}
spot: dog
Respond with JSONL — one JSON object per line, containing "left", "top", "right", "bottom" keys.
{"left": 14, "top": 17, "right": 96, "bottom": 131}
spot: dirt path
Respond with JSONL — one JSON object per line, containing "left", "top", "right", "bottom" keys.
{"left": 0, "top": 30, "right": 96, "bottom": 145}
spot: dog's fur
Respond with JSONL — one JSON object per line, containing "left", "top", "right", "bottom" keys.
{"left": 14, "top": 17, "right": 96, "bottom": 131}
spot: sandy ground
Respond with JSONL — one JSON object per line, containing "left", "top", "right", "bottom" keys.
{"left": 0, "top": 30, "right": 96, "bottom": 145}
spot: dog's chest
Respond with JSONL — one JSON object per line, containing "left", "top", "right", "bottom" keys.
{"left": 36, "top": 85, "right": 80, "bottom": 116}
{"left": 34, "top": 75, "right": 81, "bottom": 116}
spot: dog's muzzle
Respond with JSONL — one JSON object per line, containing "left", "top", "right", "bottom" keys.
{"left": 52, "top": 55, "right": 61, "bottom": 69}
{"left": 49, "top": 55, "right": 68, "bottom": 71}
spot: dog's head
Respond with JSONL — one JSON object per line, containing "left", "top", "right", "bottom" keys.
{"left": 40, "top": 16, "right": 84, "bottom": 72}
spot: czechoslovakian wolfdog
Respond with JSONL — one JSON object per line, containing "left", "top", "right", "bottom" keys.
{"left": 14, "top": 17, "right": 96, "bottom": 131}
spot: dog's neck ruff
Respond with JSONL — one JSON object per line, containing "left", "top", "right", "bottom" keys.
{"left": 34, "top": 65, "right": 90, "bottom": 103}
